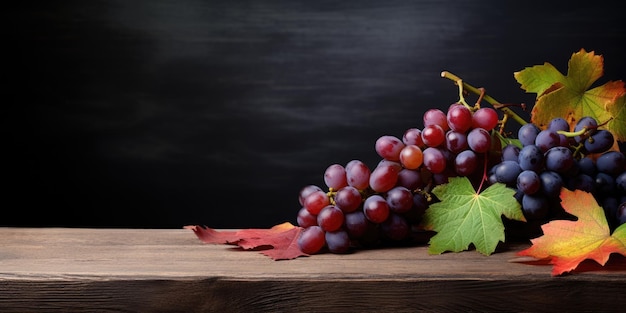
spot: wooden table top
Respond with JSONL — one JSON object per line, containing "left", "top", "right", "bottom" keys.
{"left": 1, "top": 227, "right": 624, "bottom": 312}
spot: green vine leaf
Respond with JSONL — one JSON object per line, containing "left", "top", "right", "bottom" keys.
{"left": 421, "top": 177, "right": 525, "bottom": 256}
{"left": 514, "top": 48, "right": 626, "bottom": 141}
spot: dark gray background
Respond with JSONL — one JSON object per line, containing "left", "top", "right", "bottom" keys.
{"left": 3, "top": 1, "right": 626, "bottom": 228}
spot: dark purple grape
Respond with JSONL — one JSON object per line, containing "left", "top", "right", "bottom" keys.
{"left": 495, "top": 160, "right": 522, "bottom": 185}
{"left": 467, "top": 127, "right": 491, "bottom": 153}
{"left": 501, "top": 144, "right": 520, "bottom": 162}
{"left": 544, "top": 146, "right": 574, "bottom": 174}
{"left": 344, "top": 211, "right": 370, "bottom": 239}
{"left": 548, "top": 117, "right": 570, "bottom": 132}
{"left": 574, "top": 116, "right": 598, "bottom": 143}
{"left": 386, "top": 186, "right": 413, "bottom": 214}
{"left": 584, "top": 130, "right": 615, "bottom": 154}
{"left": 522, "top": 194, "right": 550, "bottom": 220}
{"left": 396, "top": 168, "right": 425, "bottom": 190}
{"left": 518, "top": 144, "right": 544, "bottom": 172}
{"left": 517, "top": 170, "right": 541, "bottom": 195}
{"left": 325, "top": 229, "right": 351, "bottom": 254}
{"left": 578, "top": 157, "right": 597, "bottom": 177}
{"left": 518, "top": 123, "right": 541, "bottom": 146}
{"left": 596, "top": 151, "right": 626, "bottom": 176}
{"left": 454, "top": 150, "right": 478, "bottom": 176}
{"left": 535, "top": 130, "right": 560, "bottom": 153}
{"left": 594, "top": 172, "right": 615, "bottom": 196}
{"left": 380, "top": 213, "right": 410, "bottom": 241}
{"left": 539, "top": 171, "right": 563, "bottom": 198}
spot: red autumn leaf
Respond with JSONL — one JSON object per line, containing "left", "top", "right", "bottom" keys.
{"left": 515, "top": 188, "right": 626, "bottom": 276}
{"left": 185, "top": 222, "right": 308, "bottom": 260}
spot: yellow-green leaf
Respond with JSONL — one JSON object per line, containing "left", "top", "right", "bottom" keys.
{"left": 514, "top": 49, "right": 626, "bottom": 140}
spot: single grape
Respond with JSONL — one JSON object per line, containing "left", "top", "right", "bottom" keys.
{"left": 377, "top": 159, "right": 403, "bottom": 172}
{"left": 421, "top": 124, "right": 446, "bottom": 147}
{"left": 594, "top": 172, "right": 615, "bottom": 196}
{"left": 522, "top": 194, "right": 550, "bottom": 220}
{"left": 297, "top": 207, "right": 318, "bottom": 228}
{"left": 298, "top": 185, "right": 322, "bottom": 206}
{"left": 422, "top": 147, "right": 447, "bottom": 174}
{"left": 577, "top": 157, "right": 597, "bottom": 177}
{"left": 467, "top": 127, "right": 491, "bottom": 153}
{"left": 472, "top": 107, "right": 499, "bottom": 131}
{"left": 317, "top": 205, "right": 345, "bottom": 232}
{"left": 375, "top": 135, "right": 405, "bottom": 161}
{"left": 495, "top": 160, "right": 522, "bottom": 185}
{"left": 517, "top": 170, "right": 541, "bottom": 195}
{"left": 363, "top": 195, "right": 390, "bottom": 223}
{"left": 334, "top": 186, "right": 362, "bottom": 213}
{"left": 518, "top": 144, "right": 544, "bottom": 172}
{"left": 298, "top": 226, "right": 326, "bottom": 254}
{"left": 325, "top": 229, "right": 351, "bottom": 254}
{"left": 380, "top": 213, "right": 410, "bottom": 241}
{"left": 446, "top": 103, "right": 473, "bottom": 133}
{"left": 518, "top": 123, "right": 541, "bottom": 147}
{"left": 386, "top": 186, "right": 413, "bottom": 214}
{"left": 402, "top": 128, "right": 424, "bottom": 147}
{"left": 534, "top": 129, "right": 560, "bottom": 153}
{"left": 399, "top": 144, "right": 423, "bottom": 169}
{"left": 548, "top": 117, "right": 570, "bottom": 132}
{"left": 324, "top": 164, "right": 348, "bottom": 190}
{"left": 345, "top": 159, "right": 371, "bottom": 190}
{"left": 596, "top": 151, "right": 626, "bottom": 176}
{"left": 454, "top": 150, "right": 478, "bottom": 176}
{"left": 369, "top": 163, "right": 399, "bottom": 192}
{"left": 501, "top": 144, "right": 520, "bottom": 162}
{"left": 344, "top": 210, "right": 370, "bottom": 239}
{"left": 303, "top": 189, "right": 330, "bottom": 215}
{"left": 544, "top": 146, "right": 574, "bottom": 174}
{"left": 445, "top": 130, "right": 469, "bottom": 153}
{"left": 574, "top": 116, "right": 598, "bottom": 143}
{"left": 412, "top": 193, "right": 429, "bottom": 214}
{"left": 423, "top": 108, "right": 449, "bottom": 130}
{"left": 539, "top": 171, "right": 563, "bottom": 198}
{"left": 396, "top": 168, "right": 425, "bottom": 190}
{"left": 584, "top": 130, "right": 614, "bottom": 154}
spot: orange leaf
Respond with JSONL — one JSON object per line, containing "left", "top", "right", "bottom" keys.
{"left": 185, "top": 222, "right": 308, "bottom": 260}
{"left": 516, "top": 188, "right": 626, "bottom": 276}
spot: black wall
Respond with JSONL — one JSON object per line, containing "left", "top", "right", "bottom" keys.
{"left": 4, "top": 1, "right": 626, "bottom": 228}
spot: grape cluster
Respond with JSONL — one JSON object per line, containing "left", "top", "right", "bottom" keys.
{"left": 295, "top": 104, "right": 626, "bottom": 255}
{"left": 495, "top": 116, "right": 626, "bottom": 229}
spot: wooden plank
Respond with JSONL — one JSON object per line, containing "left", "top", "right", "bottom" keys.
{"left": 1, "top": 227, "right": 625, "bottom": 312}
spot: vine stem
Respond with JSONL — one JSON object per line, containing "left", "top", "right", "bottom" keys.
{"left": 441, "top": 71, "right": 528, "bottom": 126}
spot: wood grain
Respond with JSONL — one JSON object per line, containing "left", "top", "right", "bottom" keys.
{"left": 1, "top": 227, "right": 625, "bottom": 312}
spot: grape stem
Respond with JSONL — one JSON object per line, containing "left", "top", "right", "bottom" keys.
{"left": 441, "top": 71, "right": 528, "bottom": 126}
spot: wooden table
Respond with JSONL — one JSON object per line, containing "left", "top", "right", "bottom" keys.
{"left": 1, "top": 227, "right": 624, "bottom": 312}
